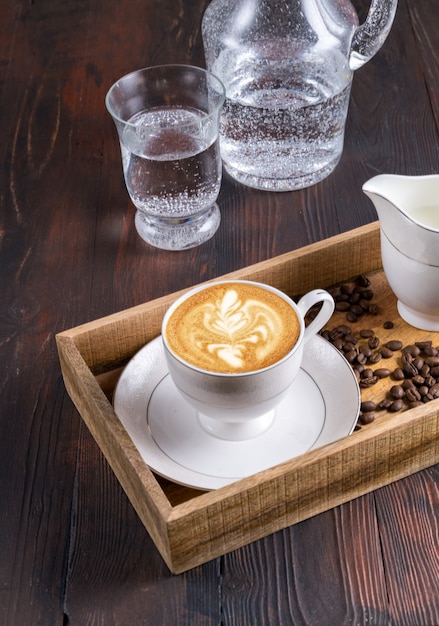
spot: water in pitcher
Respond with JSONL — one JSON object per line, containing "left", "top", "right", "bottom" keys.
{"left": 212, "top": 48, "right": 352, "bottom": 191}
{"left": 121, "top": 106, "right": 222, "bottom": 218}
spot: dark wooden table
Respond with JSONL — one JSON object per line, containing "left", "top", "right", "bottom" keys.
{"left": 1, "top": 1, "right": 439, "bottom": 624}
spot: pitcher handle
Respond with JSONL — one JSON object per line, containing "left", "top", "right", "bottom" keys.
{"left": 349, "top": 0, "right": 398, "bottom": 70}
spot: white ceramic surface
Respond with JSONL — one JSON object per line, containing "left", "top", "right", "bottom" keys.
{"left": 381, "top": 229, "right": 439, "bottom": 331}
{"left": 363, "top": 174, "right": 439, "bottom": 331}
{"left": 161, "top": 281, "right": 335, "bottom": 439}
{"left": 113, "top": 334, "right": 360, "bottom": 491}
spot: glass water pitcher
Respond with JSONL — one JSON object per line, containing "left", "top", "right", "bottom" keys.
{"left": 202, "top": 0, "right": 398, "bottom": 191}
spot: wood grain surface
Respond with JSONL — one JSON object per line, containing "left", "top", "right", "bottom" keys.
{"left": 1, "top": 0, "right": 439, "bottom": 624}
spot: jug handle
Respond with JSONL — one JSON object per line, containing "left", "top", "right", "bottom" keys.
{"left": 349, "top": 0, "right": 398, "bottom": 71}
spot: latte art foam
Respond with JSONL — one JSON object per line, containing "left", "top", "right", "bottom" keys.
{"left": 165, "top": 282, "right": 300, "bottom": 373}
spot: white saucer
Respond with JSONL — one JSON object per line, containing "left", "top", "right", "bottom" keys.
{"left": 113, "top": 335, "right": 360, "bottom": 491}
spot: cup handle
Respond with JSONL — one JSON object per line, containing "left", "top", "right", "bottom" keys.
{"left": 296, "top": 289, "right": 335, "bottom": 344}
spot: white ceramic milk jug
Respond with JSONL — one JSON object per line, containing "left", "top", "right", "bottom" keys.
{"left": 363, "top": 174, "right": 439, "bottom": 331}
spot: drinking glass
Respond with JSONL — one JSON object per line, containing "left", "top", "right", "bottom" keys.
{"left": 106, "top": 65, "right": 225, "bottom": 250}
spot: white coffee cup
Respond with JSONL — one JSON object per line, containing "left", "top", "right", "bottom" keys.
{"left": 162, "top": 280, "right": 334, "bottom": 440}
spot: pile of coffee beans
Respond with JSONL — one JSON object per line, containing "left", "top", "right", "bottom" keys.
{"left": 319, "top": 275, "right": 439, "bottom": 428}
{"left": 330, "top": 274, "right": 379, "bottom": 322}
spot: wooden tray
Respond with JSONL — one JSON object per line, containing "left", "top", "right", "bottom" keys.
{"left": 56, "top": 222, "right": 439, "bottom": 574}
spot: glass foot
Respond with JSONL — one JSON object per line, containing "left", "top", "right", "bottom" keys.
{"left": 134, "top": 204, "right": 221, "bottom": 251}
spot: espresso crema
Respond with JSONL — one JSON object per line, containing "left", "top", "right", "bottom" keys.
{"left": 164, "top": 282, "right": 300, "bottom": 373}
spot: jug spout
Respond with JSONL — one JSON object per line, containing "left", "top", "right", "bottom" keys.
{"left": 350, "top": 0, "right": 398, "bottom": 70}
{"left": 363, "top": 173, "right": 439, "bottom": 246}
{"left": 363, "top": 173, "right": 439, "bottom": 226}
{"left": 362, "top": 174, "right": 412, "bottom": 252}
{"left": 362, "top": 173, "right": 407, "bottom": 221}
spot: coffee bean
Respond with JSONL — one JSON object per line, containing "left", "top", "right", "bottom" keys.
{"left": 402, "top": 351, "right": 414, "bottom": 364}
{"left": 360, "top": 289, "right": 374, "bottom": 300}
{"left": 379, "top": 347, "right": 394, "bottom": 359}
{"left": 356, "top": 352, "right": 367, "bottom": 365}
{"left": 360, "top": 412, "right": 375, "bottom": 424}
{"left": 359, "top": 329, "right": 374, "bottom": 338}
{"left": 415, "top": 341, "right": 432, "bottom": 351}
{"left": 350, "top": 304, "right": 364, "bottom": 317}
{"left": 386, "top": 340, "right": 403, "bottom": 351}
{"left": 342, "top": 342, "right": 356, "bottom": 353}
{"left": 336, "top": 301, "right": 351, "bottom": 312}
{"left": 359, "top": 299, "right": 372, "bottom": 311}
{"left": 431, "top": 366, "right": 439, "bottom": 378}
{"left": 361, "top": 368, "right": 374, "bottom": 379}
{"left": 390, "top": 385, "right": 404, "bottom": 399}
{"left": 344, "top": 333, "right": 358, "bottom": 344}
{"left": 426, "top": 356, "right": 439, "bottom": 367}
{"left": 405, "top": 387, "right": 421, "bottom": 402}
{"left": 412, "top": 374, "right": 425, "bottom": 386}
{"left": 368, "top": 336, "right": 380, "bottom": 350}
{"left": 423, "top": 347, "right": 439, "bottom": 357}
{"left": 360, "top": 376, "right": 379, "bottom": 388}
{"left": 393, "top": 368, "right": 405, "bottom": 380}
{"left": 329, "top": 328, "right": 344, "bottom": 340}
{"left": 429, "top": 383, "right": 439, "bottom": 398}
{"left": 368, "top": 352, "right": 382, "bottom": 364}
{"left": 408, "top": 401, "right": 423, "bottom": 409}
{"left": 378, "top": 399, "right": 393, "bottom": 410}
{"left": 356, "top": 275, "right": 371, "bottom": 288}
{"left": 420, "top": 364, "right": 430, "bottom": 377}
{"left": 402, "top": 379, "right": 415, "bottom": 390}
{"left": 404, "top": 345, "right": 421, "bottom": 357}
{"left": 374, "top": 368, "right": 391, "bottom": 378}
{"left": 368, "top": 303, "right": 379, "bottom": 315}
{"left": 341, "top": 284, "right": 354, "bottom": 295}
{"left": 337, "top": 325, "right": 352, "bottom": 335}
{"left": 346, "top": 312, "right": 358, "bottom": 322}
{"left": 413, "top": 357, "right": 425, "bottom": 371}
{"left": 383, "top": 321, "right": 394, "bottom": 329}
{"left": 331, "top": 338, "right": 343, "bottom": 351}
{"left": 389, "top": 399, "right": 404, "bottom": 412}
{"left": 403, "top": 362, "right": 418, "bottom": 377}
{"left": 361, "top": 400, "right": 377, "bottom": 412}
{"left": 345, "top": 350, "right": 358, "bottom": 363}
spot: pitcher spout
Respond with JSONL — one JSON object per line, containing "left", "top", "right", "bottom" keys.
{"left": 362, "top": 174, "right": 413, "bottom": 239}
{"left": 363, "top": 173, "right": 439, "bottom": 228}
